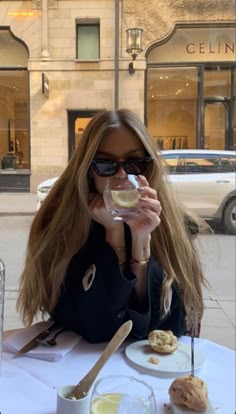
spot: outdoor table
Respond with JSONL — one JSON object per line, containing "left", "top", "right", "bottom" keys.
{"left": 0, "top": 332, "right": 235, "bottom": 414}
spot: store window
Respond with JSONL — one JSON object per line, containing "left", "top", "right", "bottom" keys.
{"left": 76, "top": 20, "right": 100, "bottom": 60}
{"left": 0, "top": 29, "right": 29, "bottom": 171}
{"left": 204, "top": 68, "right": 231, "bottom": 97}
{"left": 147, "top": 67, "right": 198, "bottom": 149}
{"left": 146, "top": 25, "right": 236, "bottom": 150}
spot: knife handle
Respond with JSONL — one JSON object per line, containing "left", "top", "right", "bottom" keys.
{"left": 15, "top": 321, "right": 55, "bottom": 355}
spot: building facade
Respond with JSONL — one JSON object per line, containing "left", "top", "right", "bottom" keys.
{"left": 0, "top": 0, "right": 235, "bottom": 191}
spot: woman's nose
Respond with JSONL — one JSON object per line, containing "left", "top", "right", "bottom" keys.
{"left": 115, "top": 166, "right": 127, "bottom": 179}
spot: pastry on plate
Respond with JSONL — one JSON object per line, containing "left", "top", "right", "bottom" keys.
{"left": 148, "top": 329, "right": 178, "bottom": 354}
{"left": 169, "top": 375, "right": 208, "bottom": 412}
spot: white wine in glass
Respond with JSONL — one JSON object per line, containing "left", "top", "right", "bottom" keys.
{"left": 90, "top": 375, "right": 156, "bottom": 414}
{"left": 103, "top": 174, "right": 141, "bottom": 221}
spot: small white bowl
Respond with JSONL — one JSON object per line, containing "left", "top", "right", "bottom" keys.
{"left": 57, "top": 385, "right": 90, "bottom": 414}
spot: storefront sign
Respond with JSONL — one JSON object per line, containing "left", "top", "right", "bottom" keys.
{"left": 148, "top": 27, "right": 236, "bottom": 63}
{"left": 42, "top": 73, "right": 49, "bottom": 98}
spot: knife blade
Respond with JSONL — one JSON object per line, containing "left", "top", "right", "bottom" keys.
{"left": 16, "top": 320, "right": 55, "bottom": 356}
{"left": 190, "top": 307, "right": 195, "bottom": 377}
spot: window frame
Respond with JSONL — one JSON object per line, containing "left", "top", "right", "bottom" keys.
{"left": 76, "top": 19, "right": 100, "bottom": 61}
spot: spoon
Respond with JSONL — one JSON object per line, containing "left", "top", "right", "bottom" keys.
{"left": 68, "top": 320, "right": 133, "bottom": 400}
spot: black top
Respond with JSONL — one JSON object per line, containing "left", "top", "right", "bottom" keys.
{"left": 51, "top": 221, "right": 186, "bottom": 343}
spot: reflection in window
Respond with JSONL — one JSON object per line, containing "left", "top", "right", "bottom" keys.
{"left": 76, "top": 21, "right": 100, "bottom": 60}
{"left": 183, "top": 156, "right": 219, "bottom": 173}
{"left": 74, "top": 117, "right": 91, "bottom": 150}
{"left": 0, "top": 29, "right": 29, "bottom": 171}
{"left": 204, "top": 68, "right": 231, "bottom": 97}
{"left": 0, "top": 70, "right": 29, "bottom": 170}
{"left": 225, "top": 156, "right": 236, "bottom": 171}
{"left": 161, "top": 154, "right": 180, "bottom": 174}
{"left": 147, "top": 67, "right": 198, "bottom": 149}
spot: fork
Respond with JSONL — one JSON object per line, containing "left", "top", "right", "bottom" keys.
{"left": 36, "top": 328, "right": 66, "bottom": 347}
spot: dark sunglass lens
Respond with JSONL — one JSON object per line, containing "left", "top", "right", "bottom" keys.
{"left": 93, "top": 160, "right": 117, "bottom": 176}
{"left": 125, "top": 158, "right": 152, "bottom": 175}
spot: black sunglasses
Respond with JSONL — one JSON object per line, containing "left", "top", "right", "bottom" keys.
{"left": 92, "top": 156, "right": 153, "bottom": 177}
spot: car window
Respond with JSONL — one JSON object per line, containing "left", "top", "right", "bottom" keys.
{"left": 227, "top": 156, "right": 236, "bottom": 172}
{"left": 220, "top": 156, "right": 235, "bottom": 172}
{"left": 182, "top": 155, "right": 220, "bottom": 173}
{"left": 161, "top": 154, "right": 181, "bottom": 174}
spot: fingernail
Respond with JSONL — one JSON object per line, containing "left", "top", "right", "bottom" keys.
{"left": 137, "top": 175, "right": 145, "bottom": 181}
{"left": 139, "top": 196, "right": 148, "bottom": 201}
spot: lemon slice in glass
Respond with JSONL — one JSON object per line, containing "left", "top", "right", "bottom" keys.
{"left": 111, "top": 189, "right": 139, "bottom": 208}
{"left": 90, "top": 393, "right": 123, "bottom": 414}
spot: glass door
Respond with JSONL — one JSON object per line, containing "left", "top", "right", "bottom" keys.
{"left": 203, "top": 67, "right": 233, "bottom": 150}
{"left": 204, "top": 100, "right": 230, "bottom": 150}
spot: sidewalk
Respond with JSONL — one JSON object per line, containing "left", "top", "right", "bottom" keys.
{"left": 0, "top": 192, "right": 36, "bottom": 215}
{"left": 1, "top": 192, "right": 235, "bottom": 350}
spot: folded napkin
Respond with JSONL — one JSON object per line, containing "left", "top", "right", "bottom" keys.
{"left": 3, "top": 321, "right": 82, "bottom": 362}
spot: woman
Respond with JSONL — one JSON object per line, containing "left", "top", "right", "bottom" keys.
{"left": 17, "top": 109, "right": 208, "bottom": 343}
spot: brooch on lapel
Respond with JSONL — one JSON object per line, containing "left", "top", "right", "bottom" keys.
{"left": 82, "top": 264, "right": 96, "bottom": 291}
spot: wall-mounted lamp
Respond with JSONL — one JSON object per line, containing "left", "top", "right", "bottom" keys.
{"left": 126, "top": 28, "right": 143, "bottom": 75}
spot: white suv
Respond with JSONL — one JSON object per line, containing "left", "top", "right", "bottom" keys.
{"left": 161, "top": 150, "right": 236, "bottom": 234}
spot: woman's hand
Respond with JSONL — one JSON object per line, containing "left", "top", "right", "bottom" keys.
{"left": 124, "top": 175, "right": 162, "bottom": 238}
{"left": 89, "top": 193, "right": 126, "bottom": 260}
{"left": 89, "top": 193, "right": 122, "bottom": 231}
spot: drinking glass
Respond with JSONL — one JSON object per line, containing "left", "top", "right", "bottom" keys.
{"left": 103, "top": 174, "right": 141, "bottom": 221}
{"left": 90, "top": 375, "right": 156, "bottom": 414}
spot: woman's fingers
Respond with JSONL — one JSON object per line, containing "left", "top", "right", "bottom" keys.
{"left": 139, "top": 186, "right": 157, "bottom": 200}
{"left": 136, "top": 176, "right": 158, "bottom": 200}
{"left": 139, "top": 197, "right": 162, "bottom": 215}
{"left": 124, "top": 207, "right": 161, "bottom": 235}
{"left": 136, "top": 175, "right": 149, "bottom": 187}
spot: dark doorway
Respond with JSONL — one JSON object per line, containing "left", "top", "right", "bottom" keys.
{"left": 67, "top": 110, "right": 104, "bottom": 159}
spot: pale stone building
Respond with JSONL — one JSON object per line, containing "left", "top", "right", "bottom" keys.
{"left": 0, "top": 0, "right": 235, "bottom": 191}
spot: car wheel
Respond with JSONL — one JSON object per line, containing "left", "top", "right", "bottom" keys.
{"left": 223, "top": 198, "right": 236, "bottom": 234}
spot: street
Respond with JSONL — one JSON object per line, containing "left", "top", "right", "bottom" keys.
{"left": 0, "top": 215, "right": 235, "bottom": 298}
{"left": 0, "top": 216, "right": 33, "bottom": 290}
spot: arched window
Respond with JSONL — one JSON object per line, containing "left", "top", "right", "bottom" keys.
{"left": 0, "top": 28, "right": 29, "bottom": 172}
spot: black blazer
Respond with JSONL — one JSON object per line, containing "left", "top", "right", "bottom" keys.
{"left": 51, "top": 221, "right": 186, "bottom": 343}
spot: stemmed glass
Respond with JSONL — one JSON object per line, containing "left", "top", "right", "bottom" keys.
{"left": 90, "top": 375, "right": 156, "bottom": 414}
{"left": 103, "top": 174, "right": 141, "bottom": 221}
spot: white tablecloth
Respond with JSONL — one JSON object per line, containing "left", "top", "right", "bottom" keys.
{"left": 0, "top": 336, "right": 235, "bottom": 414}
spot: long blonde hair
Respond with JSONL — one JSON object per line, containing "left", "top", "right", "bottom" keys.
{"left": 17, "top": 109, "right": 208, "bottom": 329}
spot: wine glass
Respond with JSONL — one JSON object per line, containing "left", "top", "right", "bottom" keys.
{"left": 103, "top": 174, "right": 141, "bottom": 221}
{"left": 90, "top": 375, "right": 156, "bottom": 414}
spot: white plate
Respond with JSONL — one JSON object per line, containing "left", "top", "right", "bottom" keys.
{"left": 125, "top": 340, "right": 204, "bottom": 377}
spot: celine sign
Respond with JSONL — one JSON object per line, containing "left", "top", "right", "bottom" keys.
{"left": 148, "top": 27, "right": 236, "bottom": 64}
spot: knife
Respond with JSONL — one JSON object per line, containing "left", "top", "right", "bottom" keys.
{"left": 16, "top": 320, "right": 55, "bottom": 356}
{"left": 190, "top": 307, "right": 195, "bottom": 377}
